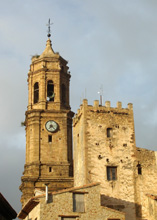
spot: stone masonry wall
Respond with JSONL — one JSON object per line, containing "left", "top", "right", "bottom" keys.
{"left": 135, "top": 148, "right": 157, "bottom": 219}
{"left": 23, "top": 184, "right": 125, "bottom": 220}
{"left": 73, "top": 99, "right": 137, "bottom": 220}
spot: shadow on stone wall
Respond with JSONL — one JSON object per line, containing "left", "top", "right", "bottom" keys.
{"left": 101, "top": 194, "right": 142, "bottom": 219}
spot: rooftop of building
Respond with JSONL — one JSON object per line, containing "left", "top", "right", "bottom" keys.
{"left": 0, "top": 193, "right": 17, "bottom": 219}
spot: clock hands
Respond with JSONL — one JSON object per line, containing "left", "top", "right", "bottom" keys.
{"left": 49, "top": 124, "right": 55, "bottom": 129}
{"left": 46, "top": 120, "right": 58, "bottom": 132}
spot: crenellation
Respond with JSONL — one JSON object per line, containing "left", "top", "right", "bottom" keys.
{"left": 117, "top": 101, "right": 122, "bottom": 109}
{"left": 105, "top": 101, "right": 111, "bottom": 108}
{"left": 94, "top": 100, "right": 99, "bottom": 108}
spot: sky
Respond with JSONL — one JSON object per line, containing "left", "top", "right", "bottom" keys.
{"left": 0, "top": 0, "right": 157, "bottom": 217}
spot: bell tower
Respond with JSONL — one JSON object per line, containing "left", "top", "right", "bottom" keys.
{"left": 20, "top": 26, "right": 74, "bottom": 206}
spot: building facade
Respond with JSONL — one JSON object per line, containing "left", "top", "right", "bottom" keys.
{"left": 18, "top": 183, "right": 125, "bottom": 220}
{"left": 73, "top": 99, "right": 157, "bottom": 220}
{"left": 0, "top": 193, "right": 17, "bottom": 220}
{"left": 19, "top": 38, "right": 74, "bottom": 206}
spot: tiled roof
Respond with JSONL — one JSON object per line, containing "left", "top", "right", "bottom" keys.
{"left": 0, "top": 193, "right": 17, "bottom": 219}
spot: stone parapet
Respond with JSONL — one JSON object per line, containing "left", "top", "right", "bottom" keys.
{"left": 73, "top": 99, "right": 133, "bottom": 126}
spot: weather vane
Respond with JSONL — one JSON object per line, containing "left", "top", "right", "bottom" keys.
{"left": 46, "top": 19, "right": 53, "bottom": 38}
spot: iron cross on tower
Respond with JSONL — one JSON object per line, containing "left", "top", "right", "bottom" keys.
{"left": 47, "top": 18, "right": 53, "bottom": 38}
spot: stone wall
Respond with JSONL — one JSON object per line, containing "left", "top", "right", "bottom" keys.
{"left": 22, "top": 183, "right": 125, "bottom": 220}
{"left": 73, "top": 99, "right": 136, "bottom": 220}
{"left": 146, "top": 195, "right": 157, "bottom": 220}
{"left": 73, "top": 99, "right": 157, "bottom": 220}
{"left": 135, "top": 148, "right": 157, "bottom": 219}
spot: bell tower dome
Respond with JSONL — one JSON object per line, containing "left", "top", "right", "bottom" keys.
{"left": 20, "top": 29, "right": 74, "bottom": 206}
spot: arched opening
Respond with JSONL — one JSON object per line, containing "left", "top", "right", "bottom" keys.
{"left": 34, "top": 82, "right": 39, "bottom": 104}
{"left": 61, "top": 84, "right": 66, "bottom": 105}
{"left": 47, "top": 80, "right": 54, "bottom": 101}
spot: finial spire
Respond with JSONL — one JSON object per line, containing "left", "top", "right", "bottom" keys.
{"left": 47, "top": 19, "right": 53, "bottom": 38}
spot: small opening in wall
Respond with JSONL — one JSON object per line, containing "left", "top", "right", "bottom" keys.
{"left": 49, "top": 167, "right": 52, "bottom": 172}
{"left": 34, "top": 82, "right": 39, "bottom": 104}
{"left": 107, "top": 128, "right": 113, "bottom": 138}
{"left": 123, "top": 143, "right": 127, "bottom": 147}
{"left": 137, "top": 163, "right": 142, "bottom": 175}
{"left": 48, "top": 135, "right": 52, "bottom": 143}
{"left": 47, "top": 80, "right": 54, "bottom": 101}
{"left": 107, "top": 166, "right": 117, "bottom": 181}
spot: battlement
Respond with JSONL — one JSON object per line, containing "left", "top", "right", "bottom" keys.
{"left": 73, "top": 99, "right": 133, "bottom": 126}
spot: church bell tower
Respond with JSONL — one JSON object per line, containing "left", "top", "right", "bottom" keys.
{"left": 20, "top": 25, "right": 74, "bottom": 206}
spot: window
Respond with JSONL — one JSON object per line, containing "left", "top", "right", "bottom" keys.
{"left": 48, "top": 135, "right": 52, "bottom": 143}
{"left": 49, "top": 167, "right": 52, "bottom": 172}
{"left": 34, "top": 82, "right": 39, "bottom": 104}
{"left": 108, "top": 219, "right": 120, "bottom": 220}
{"left": 73, "top": 193, "right": 84, "bottom": 212}
{"left": 61, "top": 84, "right": 66, "bottom": 105}
{"left": 61, "top": 218, "right": 76, "bottom": 220}
{"left": 47, "top": 80, "right": 54, "bottom": 101}
{"left": 137, "top": 164, "right": 142, "bottom": 175}
{"left": 107, "top": 166, "right": 117, "bottom": 180}
{"left": 107, "top": 128, "right": 113, "bottom": 138}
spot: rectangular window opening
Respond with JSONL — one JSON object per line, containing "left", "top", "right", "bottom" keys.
{"left": 107, "top": 166, "right": 117, "bottom": 181}
{"left": 61, "top": 218, "right": 76, "bottom": 220}
{"left": 73, "top": 193, "right": 85, "bottom": 213}
{"left": 48, "top": 135, "right": 52, "bottom": 143}
{"left": 49, "top": 167, "right": 52, "bottom": 172}
{"left": 107, "top": 128, "right": 113, "bottom": 138}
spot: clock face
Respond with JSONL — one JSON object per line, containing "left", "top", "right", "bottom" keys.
{"left": 45, "top": 120, "right": 58, "bottom": 133}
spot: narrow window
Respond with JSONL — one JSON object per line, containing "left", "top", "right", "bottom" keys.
{"left": 137, "top": 164, "right": 142, "bottom": 175}
{"left": 49, "top": 167, "right": 52, "bottom": 172}
{"left": 108, "top": 219, "right": 121, "bottom": 220}
{"left": 61, "top": 66, "right": 64, "bottom": 72}
{"left": 107, "top": 166, "right": 117, "bottom": 180}
{"left": 107, "top": 128, "right": 113, "bottom": 138}
{"left": 48, "top": 135, "right": 52, "bottom": 143}
{"left": 73, "top": 193, "right": 85, "bottom": 212}
{"left": 34, "top": 82, "right": 39, "bottom": 104}
{"left": 47, "top": 80, "right": 54, "bottom": 101}
{"left": 61, "top": 218, "right": 76, "bottom": 220}
{"left": 61, "top": 84, "right": 66, "bottom": 105}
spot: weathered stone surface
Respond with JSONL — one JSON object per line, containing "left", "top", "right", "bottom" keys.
{"left": 73, "top": 99, "right": 157, "bottom": 220}
{"left": 20, "top": 39, "right": 74, "bottom": 206}
{"left": 18, "top": 183, "right": 125, "bottom": 220}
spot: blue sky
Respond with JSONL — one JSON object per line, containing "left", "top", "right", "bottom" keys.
{"left": 0, "top": 0, "right": 157, "bottom": 216}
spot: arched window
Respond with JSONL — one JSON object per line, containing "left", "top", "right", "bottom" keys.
{"left": 61, "top": 84, "right": 66, "bottom": 104}
{"left": 107, "top": 128, "right": 113, "bottom": 138}
{"left": 34, "top": 82, "right": 39, "bottom": 104}
{"left": 47, "top": 80, "right": 54, "bottom": 101}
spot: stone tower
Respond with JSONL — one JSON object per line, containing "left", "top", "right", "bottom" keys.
{"left": 73, "top": 99, "right": 137, "bottom": 220}
{"left": 20, "top": 36, "right": 74, "bottom": 206}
